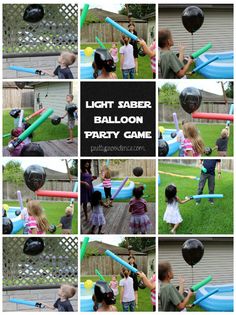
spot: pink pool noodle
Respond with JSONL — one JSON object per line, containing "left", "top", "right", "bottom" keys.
{"left": 36, "top": 190, "right": 78, "bottom": 199}
{"left": 192, "top": 112, "right": 233, "bottom": 121}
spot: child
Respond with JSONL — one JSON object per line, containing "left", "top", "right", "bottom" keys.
{"left": 81, "top": 160, "right": 95, "bottom": 221}
{"left": 42, "top": 284, "right": 76, "bottom": 311}
{"left": 41, "top": 51, "right": 76, "bottom": 79}
{"left": 176, "top": 120, "right": 185, "bottom": 157}
{"left": 129, "top": 186, "right": 151, "bottom": 234}
{"left": 128, "top": 23, "right": 139, "bottom": 74}
{"left": 137, "top": 271, "right": 156, "bottom": 311}
{"left": 120, "top": 35, "right": 135, "bottom": 79}
{"left": 158, "top": 29, "right": 193, "bottom": 79}
{"left": 62, "top": 94, "right": 77, "bottom": 143}
{"left": 26, "top": 200, "right": 49, "bottom": 234}
{"left": 128, "top": 256, "right": 139, "bottom": 307}
{"left": 159, "top": 261, "right": 193, "bottom": 311}
{"left": 109, "top": 275, "right": 119, "bottom": 297}
{"left": 119, "top": 268, "right": 135, "bottom": 312}
{"left": 102, "top": 168, "right": 112, "bottom": 207}
{"left": 139, "top": 39, "right": 156, "bottom": 78}
{"left": 89, "top": 191, "right": 106, "bottom": 234}
{"left": 93, "top": 281, "right": 117, "bottom": 312}
{"left": 214, "top": 126, "right": 230, "bottom": 156}
{"left": 93, "top": 49, "right": 117, "bottom": 79}
{"left": 21, "top": 198, "right": 31, "bottom": 234}
{"left": 163, "top": 184, "right": 190, "bottom": 234}
{"left": 8, "top": 128, "right": 25, "bottom": 156}
{"left": 182, "top": 122, "right": 205, "bottom": 157}
{"left": 109, "top": 43, "right": 119, "bottom": 64}
{"left": 57, "top": 203, "right": 74, "bottom": 234}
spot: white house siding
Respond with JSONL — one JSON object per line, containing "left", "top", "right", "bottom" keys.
{"left": 159, "top": 7, "right": 233, "bottom": 54}
{"left": 147, "top": 18, "right": 156, "bottom": 45}
{"left": 33, "top": 82, "right": 78, "bottom": 124}
{"left": 147, "top": 251, "right": 156, "bottom": 279}
{"left": 159, "top": 239, "right": 233, "bottom": 288}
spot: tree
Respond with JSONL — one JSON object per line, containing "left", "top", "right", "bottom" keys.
{"left": 3, "top": 161, "right": 24, "bottom": 184}
{"left": 159, "top": 83, "right": 180, "bottom": 106}
{"left": 225, "top": 82, "right": 233, "bottom": 99}
{"left": 69, "top": 159, "right": 78, "bottom": 176}
{"left": 119, "top": 4, "right": 155, "bottom": 19}
{"left": 118, "top": 237, "right": 155, "bottom": 252}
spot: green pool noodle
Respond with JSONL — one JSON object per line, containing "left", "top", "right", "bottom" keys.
{"left": 95, "top": 36, "right": 106, "bottom": 49}
{"left": 80, "top": 4, "right": 89, "bottom": 29}
{"left": 18, "top": 108, "right": 53, "bottom": 141}
{"left": 191, "top": 276, "right": 212, "bottom": 292}
{"left": 201, "top": 166, "right": 207, "bottom": 173}
{"left": 95, "top": 269, "right": 105, "bottom": 281}
{"left": 80, "top": 237, "right": 89, "bottom": 261}
{"left": 191, "top": 43, "right": 212, "bottom": 59}
{"left": 3, "top": 133, "right": 11, "bottom": 138}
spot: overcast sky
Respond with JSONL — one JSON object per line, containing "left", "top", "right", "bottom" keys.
{"left": 158, "top": 80, "right": 229, "bottom": 95}
{"left": 2, "top": 158, "right": 71, "bottom": 172}
{"left": 81, "top": 2, "right": 123, "bottom": 13}
{"left": 87, "top": 235, "right": 125, "bottom": 246}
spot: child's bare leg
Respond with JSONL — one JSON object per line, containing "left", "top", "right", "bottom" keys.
{"left": 98, "top": 225, "right": 104, "bottom": 234}
{"left": 135, "top": 290, "right": 138, "bottom": 306}
{"left": 69, "top": 128, "right": 73, "bottom": 141}
{"left": 135, "top": 58, "right": 138, "bottom": 73}
{"left": 171, "top": 223, "right": 180, "bottom": 234}
{"left": 91, "top": 225, "right": 96, "bottom": 234}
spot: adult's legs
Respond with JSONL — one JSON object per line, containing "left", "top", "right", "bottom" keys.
{"left": 196, "top": 174, "right": 208, "bottom": 204}
{"left": 208, "top": 174, "right": 215, "bottom": 203}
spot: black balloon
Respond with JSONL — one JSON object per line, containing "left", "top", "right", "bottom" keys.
{"left": 23, "top": 237, "right": 45, "bottom": 256}
{"left": 23, "top": 4, "right": 44, "bottom": 23}
{"left": 158, "top": 139, "right": 169, "bottom": 157}
{"left": 51, "top": 115, "right": 61, "bottom": 125}
{"left": 182, "top": 239, "right": 204, "bottom": 266}
{"left": 3, "top": 217, "right": 13, "bottom": 234}
{"left": 138, "top": 280, "right": 146, "bottom": 289}
{"left": 21, "top": 143, "right": 44, "bottom": 156}
{"left": 171, "top": 132, "right": 177, "bottom": 139}
{"left": 15, "top": 210, "right": 21, "bottom": 216}
{"left": 133, "top": 167, "right": 143, "bottom": 177}
{"left": 24, "top": 164, "right": 46, "bottom": 192}
{"left": 10, "top": 109, "right": 21, "bottom": 118}
{"left": 204, "top": 147, "right": 212, "bottom": 156}
{"left": 48, "top": 224, "right": 56, "bottom": 233}
{"left": 182, "top": 6, "right": 204, "bottom": 34}
{"left": 179, "top": 87, "right": 202, "bottom": 114}
{"left": 138, "top": 47, "right": 146, "bottom": 57}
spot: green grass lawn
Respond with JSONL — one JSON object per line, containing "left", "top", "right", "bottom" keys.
{"left": 4, "top": 200, "right": 78, "bottom": 234}
{"left": 81, "top": 43, "right": 153, "bottom": 79}
{"left": 158, "top": 163, "right": 233, "bottom": 234}
{"left": 3, "top": 109, "right": 78, "bottom": 146}
{"left": 80, "top": 275, "right": 153, "bottom": 312}
{"left": 159, "top": 123, "right": 233, "bottom": 156}
{"left": 112, "top": 177, "right": 155, "bottom": 203}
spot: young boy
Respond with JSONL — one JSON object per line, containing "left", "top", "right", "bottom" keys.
{"left": 159, "top": 261, "right": 193, "bottom": 311}
{"left": 57, "top": 203, "right": 74, "bottom": 234}
{"left": 62, "top": 94, "right": 77, "bottom": 143}
{"left": 158, "top": 29, "right": 193, "bottom": 79}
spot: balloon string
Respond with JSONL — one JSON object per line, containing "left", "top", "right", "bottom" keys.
{"left": 191, "top": 266, "right": 194, "bottom": 286}
{"left": 191, "top": 34, "right": 194, "bottom": 52}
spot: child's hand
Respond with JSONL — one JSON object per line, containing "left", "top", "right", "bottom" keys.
{"left": 179, "top": 276, "right": 185, "bottom": 286}
{"left": 138, "top": 39, "right": 146, "bottom": 46}
{"left": 178, "top": 45, "right": 185, "bottom": 54}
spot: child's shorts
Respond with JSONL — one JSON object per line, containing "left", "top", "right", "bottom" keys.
{"left": 62, "top": 229, "right": 72, "bottom": 234}
{"left": 68, "top": 119, "right": 75, "bottom": 129}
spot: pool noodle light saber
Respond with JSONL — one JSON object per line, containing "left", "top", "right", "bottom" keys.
{"left": 25, "top": 107, "right": 46, "bottom": 120}
{"left": 192, "top": 112, "right": 233, "bottom": 121}
{"left": 18, "top": 110, "right": 24, "bottom": 128}
{"left": 70, "top": 181, "right": 78, "bottom": 204}
{"left": 105, "top": 17, "right": 138, "bottom": 41}
{"left": 80, "top": 4, "right": 89, "bottom": 29}
{"left": 80, "top": 237, "right": 89, "bottom": 261}
{"left": 105, "top": 250, "right": 138, "bottom": 273}
{"left": 226, "top": 103, "right": 234, "bottom": 126}
{"left": 173, "top": 112, "right": 179, "bottom": 131}
{"left": 191, "top": 276, "right": 212, "bottom": 292}
{"left": 36, "top": 190, "right": 78, "bottom": 199}
{"left": 111, "top": 176, "right": 129, "bottom": 200}
{"left": 191, "top": 43, "right": 212, "bottom": 59}
{"left": 95, "top": 36, "right": 106, "bottom": 49}
{"left": 159, "top": 170, "right": 199, "bottom": 181}
{"left": 9, "top": 298, "right": 45, "bottom": 308}
{"left": 188, "top": 194, "right": 223, "bottom": 200}
{"left": 9, "top": 66, "right": 43, "bottom": 75}
{"left": 95, "top": 269, "right": 106, "bottom": 281}
{"left": 17, "top": 190, "right": 24, "bottom": 212}
{"left": 192, "top": 288, "right": 219, "bottom": 306}
{"left": 191, "top": 56, "right": 219, "bottom": 74}
{"left": 7, "top": 108, "right": 54, "bottom": 152}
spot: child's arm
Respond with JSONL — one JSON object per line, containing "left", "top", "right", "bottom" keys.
{"left": 176, "top": 196, "right": 190, "bottom": 204}
{"left": 184, "top": 149, "right": 193, "bottom": 157}
{"left": 56, "top": 223, "right": 62, "bottom": 228}
{"left": 119, "top": 287, "right": 124, "bottom": 304}
{"left": 138, "top": 39, "right": 155, "bottom": 58}
{"left": 120, "top": 54, "right": 124, "bottom": 70}
{"left": 62, "top": 111, "right": 68, "bottom": 119}
{"left": 217, "top": 161, "right": 221, "bottom": 179}
{"left": 37, "top": 301, "right": 55, "bottom": 309}
{"left": 30, "top": 228, "right": 38, "bottom": 234}
{"left": 178, "top": 276, "right": 185, "bottom": 295}
{"left": 137, "top": 272, "right": 155, "bottom": 290}
{"left": 178, "top": 45, "right": 185, "bottom": 63}
{"left": 40, "top": 69, "right": 55, "bottom": 77}
{"left": 226, "top": 126, "right": 230, "bottom": 137}
{"left": 176, "top": 58, "right": 194, "bottom": 78}
{"left": 176, "top": 290, "right": 194, "bottom": 311}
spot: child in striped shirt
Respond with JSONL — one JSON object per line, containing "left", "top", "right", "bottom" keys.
{"left": 26, "top": 200, "right": 49, "bottom": 234}
{"left": 137, "top": 271, "right": 156, "bottom": 311}
{"left": 102, "top": 168, "right": 113, "bottom": 207}
{"left": 182, "top": 122, "right": 204, "bottom": 157}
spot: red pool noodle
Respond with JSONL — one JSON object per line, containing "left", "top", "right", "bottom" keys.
{"left": 192, "top": 112, "right": 234, "bottom": 121}
{"left": 36, "top": 190, "right": 78, "bottom": 199}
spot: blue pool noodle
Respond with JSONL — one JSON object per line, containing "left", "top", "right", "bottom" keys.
{"left": 192, "top": 56, "right": 219, "bottom": 73}
{"left": 191, "top": 194, "right": 223, "bottom": 199}
{"left": 105, "top": 17, "right": 138, "bottom": 41}
{"left": 105, "top": 250, "right": 138, "bottom": 273}
{"left": 70, "top": 181, "right": 78, "bottom": 204}
{"left": 9, "top": 66, "right": 39, "bottom": 74}
{"left": 192, "top": 289, "right": 219, "bottom": 306}
{"left": 9, "top": 298, "right": 38, "bottom": 307}
{"left": 226, "top": 103, "right": 234, "bottom": 126}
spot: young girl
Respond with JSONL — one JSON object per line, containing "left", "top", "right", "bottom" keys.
{"left": 89, "top": 191, "right": 106, "bottom": 234}
{"left": 129, "top": 186, "right": 151, "bottom": 234}
{"left": 176, "top": 120, "right": 185, "bottom": 157}
{"left": 120, "top": 35, "right": 135, "bottom": 79}
{"left": 214, "top": 126, "right": 230, "bottom": 156}
{"left": 81, "top": 160, "right": 95, "bottom": 221}
{"left": 159, "top": 261, "right": 193, "bottom": 311}
{"left": 128, "top": 23, "right": 139, "bottom": 74}
{"left": 119, "top": 268, "right": 135, "bottom": 312}
{"left": 93, "top": 281, "right": 117, "bottom": 312}
{"left": 182, "top": 122, "right": 204, "bottom": 157}
{"left": 109, "top": 43, "right": 119, "bottom": 64}
{"left": 137, "top": 271, "right": 156, "bottom": 312}
{"left": 93, "top": 49, "right": 117, "bottom": 79}
{"left": 102, "top": 168, "right": 112, "bottom": 207}
{"left": 139, "top": 39, "right": 156, "bottom": 78}
{"left": 26, "top": 200, "right": 49, "bottom": 234}
{"left": 8, "top": 128, "right": 25, "bottom": 156}
{"left": 163, "top": 184, "right": 190, "bottom": 234}
{"left": 109, "top": 275, "right": 119, "bottom": 297}
{"left": 128, "top": 256, "right": 139, "bottom": 307}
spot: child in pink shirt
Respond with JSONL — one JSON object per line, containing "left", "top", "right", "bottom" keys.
{"left": 182, "top": 122, "right": 204, "bottom": 157}
{"left": 109, "top": 275, "right": 119, "bottom": 296}
{"left": 26, "top": 200, "right": 49, "bottom": 234}
{"left": 109, "top": 43, "right": 119, "bottom": 64}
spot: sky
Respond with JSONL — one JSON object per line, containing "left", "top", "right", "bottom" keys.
{"left": 158, "top": 80, "right": 229, "bottom": 95}
{"left": 81, "top": 2, "right": 123, "bottom": 13}
{"left": 2, "top": 158, "right": 70, "bottom": 172}
{"left": 87, "top": 235, "right": 124, "bottom": 246}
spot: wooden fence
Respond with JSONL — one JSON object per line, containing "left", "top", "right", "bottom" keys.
{"left": 81, "top": 255, "right": 147, "bottom": 276}
{"left": 159, "top": 103, "right": 232, "bottom": 124}
{"left": 3, "top": 87, "right": 34, "bottom": 109}
{"left": 159, "top": 159, "right": 234, "bottom": 171}
{"left": 3, "top": 180, "right": 77, "bottom": 201}
{"left": 81, "top": 22, "right": 147, "bottom": 43}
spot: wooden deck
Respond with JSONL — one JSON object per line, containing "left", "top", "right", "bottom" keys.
{"left": 81, "top": 202, "right": 156, "bottom": 234}
{"left": 3, "top": 138, "right": 78, "bottom": 157}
